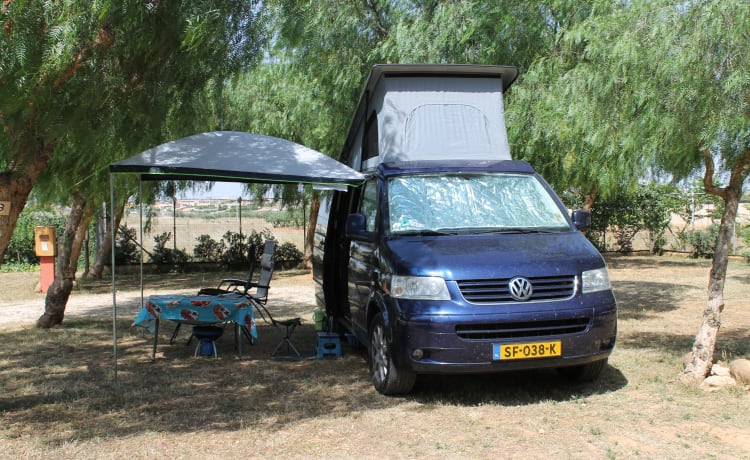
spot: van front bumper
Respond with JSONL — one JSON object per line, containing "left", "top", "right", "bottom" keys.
{"left": 389, "top": 296, "right": 617, "bottom": 374}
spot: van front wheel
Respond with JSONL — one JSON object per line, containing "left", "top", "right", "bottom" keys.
{"left": 369, "top": 312, "right": 416, "bottom": 395}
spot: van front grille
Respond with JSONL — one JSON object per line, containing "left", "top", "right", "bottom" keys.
{"left": 455, "top": 318, "right": 590, "bottom": 340}
{"left": 457, "top": 275, "right": 576, "bottom": 303}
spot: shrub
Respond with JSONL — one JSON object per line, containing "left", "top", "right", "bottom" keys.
{"left": 149, "top": 232, "right": 190, "bottom": 273}
{"left": 246, "top": 228, "right": 274, "bottom": 262}
{"left": 219, "top": 229, "right": 274, "bottom": 270}
{"left": 3, "top": 206, "right": 64, "bottom": 266}
{"left": 193, "top": 234, "right": 225, "bottom": 263}
{"left": 115, "top": 225, "right": 140, "bottom": 265}
{"left": 219, "top": 231, "right": 250, "bottom": 270}
{"left": 275, "top": 242, "right": 303, "bottom": 269}
{"left": 684, "top": 226, "right": 718, "bottom": 259}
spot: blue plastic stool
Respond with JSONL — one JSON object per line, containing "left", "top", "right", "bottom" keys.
{"left": 316, "top": 332, "right": 342, "bottom": 359}
{"left": 192, "top": 326, "right": 223, "bottom": 357}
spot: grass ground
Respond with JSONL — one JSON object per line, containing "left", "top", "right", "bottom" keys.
{"left": 0, "top": 255, "right": 749, "bottom": 459}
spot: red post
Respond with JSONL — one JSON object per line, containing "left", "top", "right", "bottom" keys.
{"left": 35, "top": 226, "right": 57, "bottom": 293}
{"left": 39, "top": 256, "right": 55, "bottom": 293}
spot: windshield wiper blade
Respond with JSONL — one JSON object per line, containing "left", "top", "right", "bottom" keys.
{"left": 392, "top": 229, "right": 457, "bottom": 236}
{"left": 471, "top": 227, "right": 557, "bottom": 234}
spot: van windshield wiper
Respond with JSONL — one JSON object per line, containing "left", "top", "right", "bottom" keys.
{"left": 391, "top": 229, "right": 458, "bottom": 236}
{"left": 470, "top": 227, "right": 560, "bottom": 234}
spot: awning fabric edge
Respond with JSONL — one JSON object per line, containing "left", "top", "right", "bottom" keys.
{"left": 109, "top": 131, "right": 365, "bottom": 187}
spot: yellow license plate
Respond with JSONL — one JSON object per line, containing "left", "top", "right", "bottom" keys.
{"left": 493, "top": 341, "right": 562, "bottom": 360}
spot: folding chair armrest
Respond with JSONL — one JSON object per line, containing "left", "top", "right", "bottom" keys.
{"left": 198, "top": 287, "right": 228, "bottom": 296}
{"left": 217, "top": 278, "right": 248, "bottom": 290}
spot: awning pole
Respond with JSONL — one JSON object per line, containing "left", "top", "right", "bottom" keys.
{"left": 111, "top": 174, "right": 118, "bottom": 386}
{"left": 139, "top": 178, "right": 144, "bottom": 319}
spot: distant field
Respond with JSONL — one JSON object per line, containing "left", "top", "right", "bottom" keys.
{"left": 120, "top": 213, "right": 306, "bottom": 256}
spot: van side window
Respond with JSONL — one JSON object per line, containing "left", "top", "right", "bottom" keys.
{"left": 360, "top": 180, "right": 378, "bottom": 233}
{"left": 363, "top": 111, "right": 379, "bottom": 161}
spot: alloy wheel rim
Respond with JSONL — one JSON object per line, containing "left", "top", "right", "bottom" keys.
{"left": 371, "top": 323, "right": 388, "bottom": 383}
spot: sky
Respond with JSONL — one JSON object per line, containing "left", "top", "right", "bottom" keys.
{"left": 177, "top": 182, "right": 247, "bottom": 199}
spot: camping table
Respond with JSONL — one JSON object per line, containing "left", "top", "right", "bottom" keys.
{"left": 132, "top": 293, "right": 258, "bottom": 360}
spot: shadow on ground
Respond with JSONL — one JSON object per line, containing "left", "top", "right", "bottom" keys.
{"left": 0, "top": 316, "right": 627, "bottom": 446}
{"left": 611, "top": 280, "right": 696, "bottom": 320}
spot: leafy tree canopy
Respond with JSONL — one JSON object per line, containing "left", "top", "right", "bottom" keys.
{"left": 0, "top": 0, "right": 268, "bottom": 262}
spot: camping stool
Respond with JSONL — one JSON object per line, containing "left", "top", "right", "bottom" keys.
{"left": 316, "top": 332, "right": 342, "bottom": 359}
{"left": 192, "top": 325, "right": 224, "bottom": 358}
{"left": 272, "top": 317, "right": 302, "bottom": 357}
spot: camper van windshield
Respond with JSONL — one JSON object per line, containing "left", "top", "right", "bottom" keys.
{"left": 387, "top": 173, "right": 570, "bottom": 234}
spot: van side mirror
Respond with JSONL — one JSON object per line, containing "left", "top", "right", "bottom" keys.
{"left": 345, "top": 213, "right": 375, "bottom": 241}
{"left": 572, "top": 210, "right": 591, "bottom": 231}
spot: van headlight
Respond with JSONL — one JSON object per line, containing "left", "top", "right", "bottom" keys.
{"left": 390, "top": 275, "right": 450, "bottom": 300}
{"left": 582, "top": 267, "right": 611, "bottom": 293}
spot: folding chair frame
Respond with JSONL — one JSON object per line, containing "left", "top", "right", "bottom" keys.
{"left": 251, "top": 298, "right": 302, "bottom": 357}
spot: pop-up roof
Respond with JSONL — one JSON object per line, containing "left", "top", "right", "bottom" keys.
{"left": 342, "top": 64, "right": 519, "bottom": 171}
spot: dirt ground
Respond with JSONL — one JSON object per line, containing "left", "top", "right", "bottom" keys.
{"left": 0, "top": 270, "right": 315, "bottom": 331}
{"left": 1, "top": 255, "right": 749, "bottom": 459}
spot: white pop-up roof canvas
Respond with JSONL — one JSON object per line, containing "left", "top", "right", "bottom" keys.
{"left": 341, "top": 64, "right": 519, "bottom": 171}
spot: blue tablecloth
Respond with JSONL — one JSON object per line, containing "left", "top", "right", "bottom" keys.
{"left": 133, "top": 293, "right": 258, "bottom": 340}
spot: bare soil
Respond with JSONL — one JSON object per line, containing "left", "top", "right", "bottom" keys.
{"left": 1, "top": 255, "right": 749, "bottom": 459}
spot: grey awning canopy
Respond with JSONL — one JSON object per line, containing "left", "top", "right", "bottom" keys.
{"left": 109, "top": 131, "right": 364, "bottom": 186}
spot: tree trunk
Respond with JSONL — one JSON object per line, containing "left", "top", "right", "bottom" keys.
{"left": 85, "top": 200, "right": 125, "bottom": 279}
{"left": 36, "top": 195, "right": 92, "bottom": 328}
{"left": 582, "top": 190, "right": 597, "bottom": 211}
{"left": 0, "top": 146, "right": 54, "bottom": 266}
{"left": 302, "top": 191, "right": 320, "bottom": 270}
{"left": 682, "top": 148, "right": 750, "bottom": 382}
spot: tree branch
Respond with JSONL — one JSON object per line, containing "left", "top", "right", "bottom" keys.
{"left": 53, "top": 23, "right": 114, "bottom": 89}
{"left": 727, "top": 147, "right": 750, "bottom": 193}
{"left": 365, "top": 0, "right": 389, "bottom": 40}
{"left": 701, "top": 147, "right": 727, "bottom": 200}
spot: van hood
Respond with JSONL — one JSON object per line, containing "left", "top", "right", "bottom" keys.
{"left": 384, "top": 232, "right": 604, "bottom": 280}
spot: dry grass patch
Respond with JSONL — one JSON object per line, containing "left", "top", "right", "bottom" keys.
{"left": 1, "top": 256, "right": 749, "bottom": 459}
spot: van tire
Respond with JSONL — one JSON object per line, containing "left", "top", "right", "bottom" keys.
{"left": 557, "top": 358, "right": 608, "bottom": 382}
{"left": 369, "top": 312, "right": 416, "bottom": 395}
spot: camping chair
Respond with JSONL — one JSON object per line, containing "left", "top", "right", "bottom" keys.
{"left": 197, "top": 245, "right": 259, "bottom": 297}
{"left": 234, "top": 241, "right": 301, "bottom": 356}
{"left": 197, "top": 240, "right": 277, "bottom": 345}
{"left": 198, "top": 240, "right": 276, "bottom": 301}
{"left": 243, "top": 239, "right": 276, "bottom": 305}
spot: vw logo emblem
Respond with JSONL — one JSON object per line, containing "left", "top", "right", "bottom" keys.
{"left": 508, "top": 277, "right": 533, "bottom": 301}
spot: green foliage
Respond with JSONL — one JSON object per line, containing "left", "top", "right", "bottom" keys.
{"left": 2, "top": 203, "right": 100, "bottom": 270}
{"left": 192, "top": 234, "right": 225, "bottom": 263}
{"left": 508, "top": 0, "right": 750, "bottom": 203}
{"left": 149, "top": 232, "right": 190, "bottom": 273}
{"left": 196, "top": 229, "right": 303, "bottom": 270}
{"left": 275, "top": 241, "right": 303, "bottom": 269}
{"left": 219, "top": 229, "right": 274, "bottom": 270}
{"left": 682, "top": 226, "right": 719, "bottom": 260}
{"left": 0, "top": 262, "right": 38, "bottom": 273}
{"left": 738, "top": 224, "right": 750, "bottom": 264}
{"left": 114, "top": 226, "right": 140, "bottom": 266}
{"left": 218, "top": 231, "right": 251, "bottom": 270}
{"left": 258, "top": 207, "right": 306, "bottom": 228}
{"left": 0, "top": 0, "right": 269, "bottom": 263}
{"left": 3, "top": 205, "right": 65, "bottom": 265}
{"left": 245, "top": 229, "right": 274, "bottom": 262}
{"left": 586, "top": 184, "right": 686, "bottom": 253}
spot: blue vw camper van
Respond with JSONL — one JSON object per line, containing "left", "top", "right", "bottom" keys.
{"left": 313, "top": 64, "right": 617, "bottom": 395}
